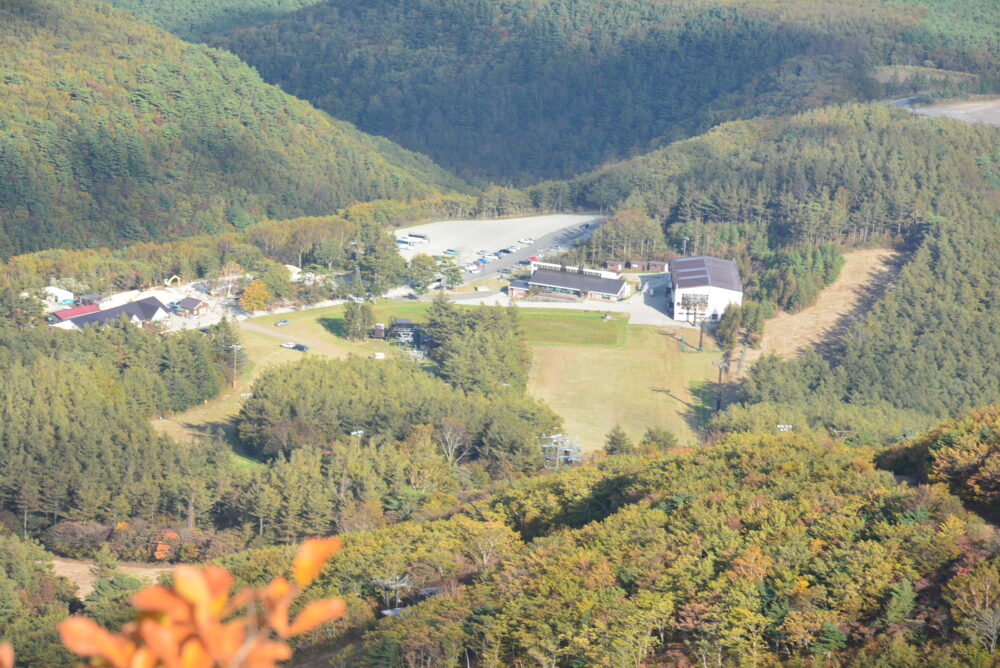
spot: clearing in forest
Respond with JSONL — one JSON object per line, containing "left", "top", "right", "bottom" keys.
{"left": 742, "top": 248, "right": 901, "bottom": 369}
{"left": 52, "top": 557, "right": 171, "bottom": 598}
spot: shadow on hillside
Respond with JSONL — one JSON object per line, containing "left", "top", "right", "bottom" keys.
{"left": 812, "top": 251, "right": 911, "bottom": 362}
{"left": 176, "top": 415, "right": 260, "bottom": 461}
{"left": 318, "top": 316, "right": 346, "bottom": 338}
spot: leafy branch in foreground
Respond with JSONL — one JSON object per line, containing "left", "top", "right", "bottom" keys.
{"left": 0, "top": 537, "right": 344, "bottom": 668}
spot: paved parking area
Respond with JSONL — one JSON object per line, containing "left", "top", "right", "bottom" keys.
{"left": 396, "top": 214, "right": 602, "bottom": 282}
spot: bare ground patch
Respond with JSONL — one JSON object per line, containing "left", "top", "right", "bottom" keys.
{"left": 52, "top": 557, "right": 171, "bottom": 598}
{"left": 742, "top": 248, "right": 904, "bottom": 370}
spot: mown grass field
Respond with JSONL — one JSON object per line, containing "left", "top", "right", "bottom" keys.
{"left": 153, "top": 301, "right": 721, "bottom": 457}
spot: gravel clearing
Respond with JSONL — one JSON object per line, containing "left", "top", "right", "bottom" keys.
{"left": 395, "top": 214, "right": 602, "bottom": 267}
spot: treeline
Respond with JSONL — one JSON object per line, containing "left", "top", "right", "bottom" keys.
{"left": 209, "top": 0, "right": 1000, "bottom": 182}
{"left": 0, "top": 0, "right": 463, "bottom": 258}
{"left": 198, "top": 430, "right": 1000, "bottom": 666}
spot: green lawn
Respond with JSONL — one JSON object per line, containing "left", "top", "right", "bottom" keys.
{"left": 154, "top": 300, "right": 721, "bottom": 459}
{"left": 527, "top": 325, "right": 720, "bottom": 451}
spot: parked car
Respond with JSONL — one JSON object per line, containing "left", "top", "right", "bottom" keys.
{"left": 485, "top": 253, "right": 500, "bottom": 261}
{"left": 519, "top": 237, "right": 534, "bottom": 244}
{"left": 280, "top": 341, "right": 296, "bottom": 348}
{"left": 443, "top": 249, "right": 459, "bottom": 256}
{"left": 293, "top": 344, "right": 309, "bottom": 352}
{"left": 468, "top": 266, "right": 481, "bottom": 274}
{"left": 527, "top": 256, "right": 539, "bottom": 262}
{"left": 275, "top": 319, "right": 289, "bottom": 327}
{"left": 476, "top": 249, "right": 490, "bottom": 256}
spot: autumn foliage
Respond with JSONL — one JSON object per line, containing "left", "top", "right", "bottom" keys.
{"left": 0, "top": 537, "right": 343, "bottom": 668}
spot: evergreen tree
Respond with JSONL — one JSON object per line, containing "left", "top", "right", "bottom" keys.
{"left": 604, "top": 424, "right": 634, "bottom": 455}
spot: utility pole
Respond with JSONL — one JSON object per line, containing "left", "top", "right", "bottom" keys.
{"left": 712, "top": 361, "right": 729, "bottom": 413}
{"left": 698, "top": 320, "right": 705, "bottom": 351}
{"left": 682, "top": 236, "right": 690, "bottom": 255}
{"left": 231, "top": 344, "right": 242, "bottom": 389}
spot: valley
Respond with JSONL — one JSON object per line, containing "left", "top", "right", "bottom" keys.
{"left": 2, "top": 0, "right": 1000, "bottom": 666}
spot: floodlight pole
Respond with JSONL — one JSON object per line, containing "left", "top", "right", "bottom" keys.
{"left": 712, "top": 361, "right": 729, "bottom": 413}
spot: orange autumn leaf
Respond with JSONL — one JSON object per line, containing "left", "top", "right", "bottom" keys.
{"left": 130, "top": 647, "right": 159, "bottom": 668}
{"left": 288, "top": 599, "right": 347, "bottom": 636}
{"left": 179, "top": 638, "right": 212, "bottom": 668}
{"left": 199, "top": 619, "right": 247, "bottom": 663}
{"left": 0, "top": 643, "right": 13, "bottom": 668}
{"left": 243, "top": 640, "right": 292, "bottom": 667}
{"left": 173, "top": 565, "right": 211, "bottom": 610}
{"left": 58, "top": 617, "right": 134, "bottom": 668}
{"left": 292, "top": 536, "right": 341, "bottom": 587}
{"left": 137, "top": 619, "right": 183, "bottom": 668}
{"left": 132, "top": 585, "right": 192, "bottom": 621}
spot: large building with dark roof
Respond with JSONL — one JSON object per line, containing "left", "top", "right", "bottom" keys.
{"left": 668, "top": 256, "right": 742, "bottom": 322}
{"left": 510, "top": 267, "right": 630, "bottom": 301}
{"left": 51, "top": 296, "right": 171, "bottom": 330}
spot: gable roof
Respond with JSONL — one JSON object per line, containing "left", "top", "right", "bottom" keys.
{"left": 669, "top": 256, "right": 742, "bottom": 292}
{"left": 67, "top": 297, "right": 169, "bottom": 328}
{"left": 529, "top": 268, "right": 627, "bottom": 296}
{"left": 51, "top": 304, "right": 100, "bottom": 321}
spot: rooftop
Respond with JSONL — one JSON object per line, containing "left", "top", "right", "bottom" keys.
{"left": 51, "top": 304, "right": 99, "bottom": 321}
{"left": 67, "top": 296, "right": 169, "bottom": 328}
{"left": 669, "top": 256, "right": 742, "bottom": 292}
{"left": 529, "top": 268, "right": 627, "bottom": 296}
{"left": 176, "top": 296, "right": 205, "bottom": 310}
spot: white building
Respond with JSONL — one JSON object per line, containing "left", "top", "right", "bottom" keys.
{"left": 668, "top": 256, "right": 743, "bottom": 323}
{"left": 528, "top": 261, "right": 620, "bottom": 280}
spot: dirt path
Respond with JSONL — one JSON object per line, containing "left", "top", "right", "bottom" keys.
{"left": 741, "top": 248, "right": 901, "bottom": 370}
{"left": 52, "top": 556, "right": 172, "bottom": 598}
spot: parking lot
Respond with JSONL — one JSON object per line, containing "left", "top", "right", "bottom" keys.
{"left": 395, "top": 214, "right": 602, "bottom": 283}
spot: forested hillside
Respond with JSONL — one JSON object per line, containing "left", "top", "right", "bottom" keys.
{"left": 207, "top": 431, "right": 1000, "bottom": 666}
{"left": 106, "top": 0, "right": 328, "bottom": 41}
{"left": 208, "top": 0, "right": 1000, "bottom": 181}
{"left": 717, "top": 173, "right": 1000, "bottom": 439}
{"left": 0, "top": 0, "right": 463, "bottom": 258}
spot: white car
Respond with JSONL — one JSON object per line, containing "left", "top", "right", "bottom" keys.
{"left": 280, "top": 342, "right": 296, "bottom": 349}
{"left": 485, "top": 253, "right": 500, "bottom": 261}
{"left": 519, "top": 237, "right": 534, "bottom": 244}
{"left": 468, "top": 266, "right": 481, "bottom": 274}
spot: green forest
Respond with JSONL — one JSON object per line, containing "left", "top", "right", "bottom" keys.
{"left": 203, "top": 0, "right": 1000, "bottom": 181}
{"left": 0, "top": 0, "right": 464, "bottom": 258}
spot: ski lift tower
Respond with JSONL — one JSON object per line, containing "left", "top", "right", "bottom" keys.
{"left": 540, "top": 434, "right": 583, "bottom": 469}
